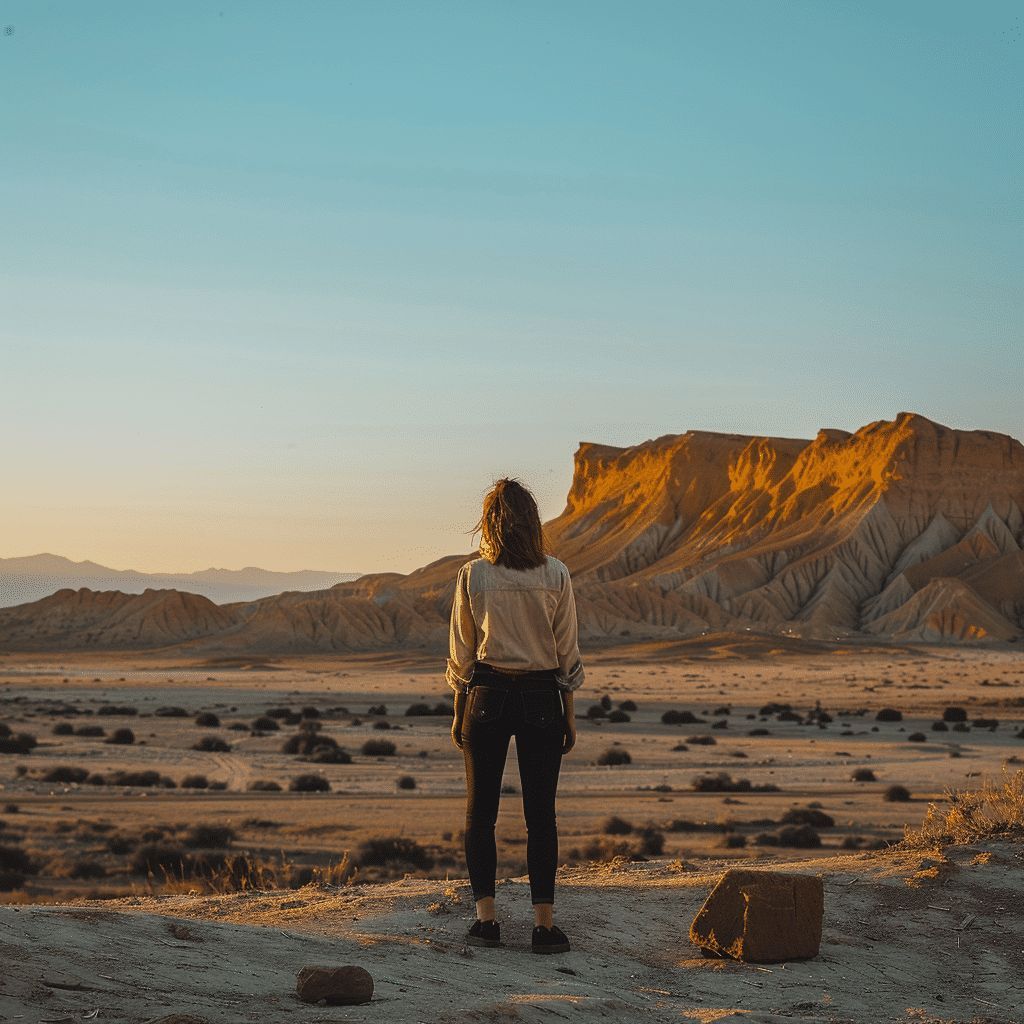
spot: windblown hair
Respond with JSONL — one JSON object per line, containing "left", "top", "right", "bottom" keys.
{"left": 472, "top": 477, "right": 548, "bottom": 570}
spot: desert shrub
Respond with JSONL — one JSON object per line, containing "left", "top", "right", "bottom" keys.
{"left": 52, "top": 723, "right": 74, "bottom": 736}
{"left": 356, "top": 836, "right": 433, "bottom": 870}
{"left": 251, "top": 716, "right": 279, "bottom": 731}
{"left": 747, "top": 728, "right": 772, "bottom": 737}
{"left": 361, "top": 739, "right": 396, "bottom": 757}
{"left": 942, "top": 707, "right": 968, "bottom": 723}
{"left": 607, "top": 710, "right": 631, "bottom": 723}
{"left": 209, "top": 781, "right": 228, "bottom": 791}
{"left": 404, "top": 703, "right": 432, "bottom": 717}
{"left": 781, "top": 807, "right": 834, "bottom": 828}
{"left": 931, "top": 721, "right": 949, "bottom": 732}
{"left": 973, "top": 718, "right": 999, "bottom": 730}
{"left": 722, "top": 834, "right": 747, "bottom": 848}
{"left": 102, "top": 770, "right": 176, "bottom": 788}
{"left": 106, "top": 834, "right": 135, "bottom": 855}
{"left": 0, "top": 843, "right": 37, "bottom": 889}
{"left": 586, "top": 704, "right": 608, "bottom": 719}
{"left": 69, "top": 859, "right": 107, "bottom": 879}
{"left": 760, "top": 703, "right": 790, "bottom": 716}
{"left": 3, "top": 803, "right": 18, "bottom": 813}
{"left": 133, "top": 844, "right": 191, "bottom": 876}
{"left": 98, "top": 705, "right": 138, "bottom": 716}
{"left": 74, "top": 725, "right": 106, "bottom": 737}
{"left": 661, "top": 709, "right": 700, "bottom": 725}
{"left": 851, "top": 768, "right": 877, "bottom": 782}
{"left": 907, "top": 732, "right": 927, "bottom": 743}
{"left": 42, "top": 766, "right": 89, "bottom": 784}
{"left": 596, "top": 748, "right": 631, "bottom": 766}
{"left": 372, "top": 720, "right": 392, "bottom": 730}
{"left": 155, "top": 707, "right": 189, "bottom": 718}
{"left": 192, "top": 736, "right": 231, "bottom": 753}
{"left": 298, "top": 720, "right": 322, "bottom": 733}
{"left": 686, "top": 735, "right": 717, "bottom": 746}
{"left": 884, "top": 785, "right": 912, "bottom": 802}
{"left": 875, "top": 708, "right": 902, "bottom": 722}
{"left": 637, "top": 827, "right": 664, "bottom": 855}
{"left": 0, "top": 733, "right": 37, "bottom": 755}
{"left": 264, "top": 707, "right": 292, "bottom": 719}
{"left": 105, "top": 728, "right": 135, "bottom": 745}
{"left": 0, "top": 724, "right": 9, "bottom": 737}
{"left": 777, "top": 710, "right": 802, "bottom": 722}
{"left": 248, "top": 780, "right": 283, "bottom": 792}
{"left": 186, "top": 825, "right": 235, "bottom": 849}
{"left": 602, "top": 815, "right": 633, "bottom": 835}
{"left": 289, "top": 774, "right": 330, "bottom": 792}
{"left": 282, "top": 732, "right": 339, "bottom": 755}
{"left": 306, "top": 746, "right": 352, "bottom": 764}
{"left": 619, "top": 700, "right": 638, "bottom": 712}
{"left": 180, "top": 774, "right": 209, "bottom": 789}
{"left": 368, "top": 704, "right": 387, "bottom": 716}
{"left": 757, "top": 825, "right": 821, "bottom": 848}
{"left": 195, "top": 712, "right": 221, "bottom": 727}
{"left": 692, "top": 772, "right": 779, "bottom": 793}
{"left": 901, "top": 769, "right": 1024, "bottom": 847}
{"left": 397, "top": 775, "right": 416, "bottom": 790}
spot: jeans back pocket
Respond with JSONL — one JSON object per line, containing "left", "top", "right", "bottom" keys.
{"left": 521, "top": 689, "right": 562, "bottom": 728}
{"left": 468, "top": 685, "right": 508, "bottom": 723}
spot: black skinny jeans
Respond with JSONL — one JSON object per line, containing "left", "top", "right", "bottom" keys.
{"left": 460, "top": 662, "right": 565, "bottom": 906}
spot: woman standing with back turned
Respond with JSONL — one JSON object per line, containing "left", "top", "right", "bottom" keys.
{"left": 446, "top": 477, "right": 585, "bottom": 955}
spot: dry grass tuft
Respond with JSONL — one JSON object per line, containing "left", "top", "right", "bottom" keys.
{"left": 900, "top": 768, "right": 1024, "bottom": 848}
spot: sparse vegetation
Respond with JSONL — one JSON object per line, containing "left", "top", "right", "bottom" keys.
{"left": 884, "top": 785, "right": 912, "bottom": 802}
{"left": 105, "top": 728, "right": 135, "bottom": 745}
{"left": 361, "top": 739, "right": 396, "bottom": 757}
{"left": 192, "top": 736, "right": 232, "bottom": 752}
{"left": 596, "top": 748, "right": 631, "bottom": 766}
{"left": 289, "top": 774, "right": 330, "bottom": 792}
{"left": 901, "top": 769, "right": 1024, "bottom": 847}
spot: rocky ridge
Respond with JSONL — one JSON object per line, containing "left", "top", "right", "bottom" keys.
{"left": 2, "top": 413, "right": 1022, "bottom": 652}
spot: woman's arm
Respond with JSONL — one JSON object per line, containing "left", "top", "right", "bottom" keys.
{"left": 445, "top": 564, "right": 477, "bottom": 697}
{"left": 446, "top": 564, "right": 476, "bottom": 747}
{"left": 552, "top": 568, "right": 585, "bottom": 693}
{"left": 560, "top": 690, "right": 576, "bottom": 754}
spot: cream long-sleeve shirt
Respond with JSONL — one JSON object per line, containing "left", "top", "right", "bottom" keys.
{"left": 445, "top": 554, "right": 585, "bottom": 695}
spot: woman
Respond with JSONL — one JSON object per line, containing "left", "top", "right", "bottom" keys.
{"left": 446, "top": 477, "right": 585, "bottom": 955}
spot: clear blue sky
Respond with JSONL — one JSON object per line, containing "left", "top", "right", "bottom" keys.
{"left": 2, "top": 1, "right": 1021, "bottom": 574}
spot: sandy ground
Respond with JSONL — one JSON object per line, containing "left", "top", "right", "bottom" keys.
{"left": 1, "top": 840, "right": 1022, "bottom": 1023}
{"left": 1, "top": 640, "right": 1022, "bottom": 1021}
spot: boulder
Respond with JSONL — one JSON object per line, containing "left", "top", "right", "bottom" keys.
{"left": 295, "top": 965, "right": 373, "bottom": 1005}
{"left": 689, "top": 869, "right": 823, "bottom": 962}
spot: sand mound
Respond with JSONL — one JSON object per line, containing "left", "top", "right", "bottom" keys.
{"left": 2, "top": 842, "right": 1021, "bottom": 1022}
{"left": 2, "top": 413, "right": 1022, "bottom": 652}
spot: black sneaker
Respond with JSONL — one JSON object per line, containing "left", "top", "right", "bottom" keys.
{"left": 532, "top": 924, "right": 570, "bottom": 954}
{"left": 466, "top": 918, "right": 502, "bottom": 947}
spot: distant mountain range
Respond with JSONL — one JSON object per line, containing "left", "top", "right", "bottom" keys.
{"left": 0, "top": 554, "right": 362, "bottom": 608}
{"left": 2, "top": 413, "right": 1022, "bottom": 652}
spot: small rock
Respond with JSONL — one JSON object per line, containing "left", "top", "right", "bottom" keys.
{"left": 147, "top": 1016, "right": 209, "bottom": 1024}
{"left": 689, "top": 869, "right": 823, "bottom": 962}
{"left": 296, "top": 965, "right": 373, "bottom": 1005}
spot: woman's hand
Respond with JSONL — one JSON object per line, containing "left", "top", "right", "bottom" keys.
{"left": 451, "top": 690, "right": 467, "bottom": 750}
{"left": 561, "top": 691, "right": 576, "bottom": 754}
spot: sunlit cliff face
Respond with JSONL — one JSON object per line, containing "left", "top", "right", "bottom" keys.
{"left": 2, "top": 414, "right": 1023, "bottom": 650}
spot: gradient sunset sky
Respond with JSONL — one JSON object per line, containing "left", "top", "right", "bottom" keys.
{"left": 2, "top": 2, "right": 1021, "bottom": 575}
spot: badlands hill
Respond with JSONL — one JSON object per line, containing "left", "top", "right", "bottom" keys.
{"left": 2, "top": 413, "right": 1023, "bottom": 653}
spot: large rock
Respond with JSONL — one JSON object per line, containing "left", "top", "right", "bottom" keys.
{"left": 689, "top": 869, "right": 824, "bottom": 962}
{"left": 295, "top": 965, "right": 374, "bottom": 1005}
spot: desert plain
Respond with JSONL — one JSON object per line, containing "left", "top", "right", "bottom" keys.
{"left": 2, "top": 637, "right": 1022, "bottom": 1023}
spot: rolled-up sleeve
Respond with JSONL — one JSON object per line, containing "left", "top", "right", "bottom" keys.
{"left": 552, "top": 569, "right": 585, "bottom": 693}
{"left": 445, "top": 563, "right": 476, "bottom": 694}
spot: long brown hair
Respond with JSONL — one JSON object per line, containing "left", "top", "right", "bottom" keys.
{"left": 472, "top": 477, "right": 548, "bottom": 570}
